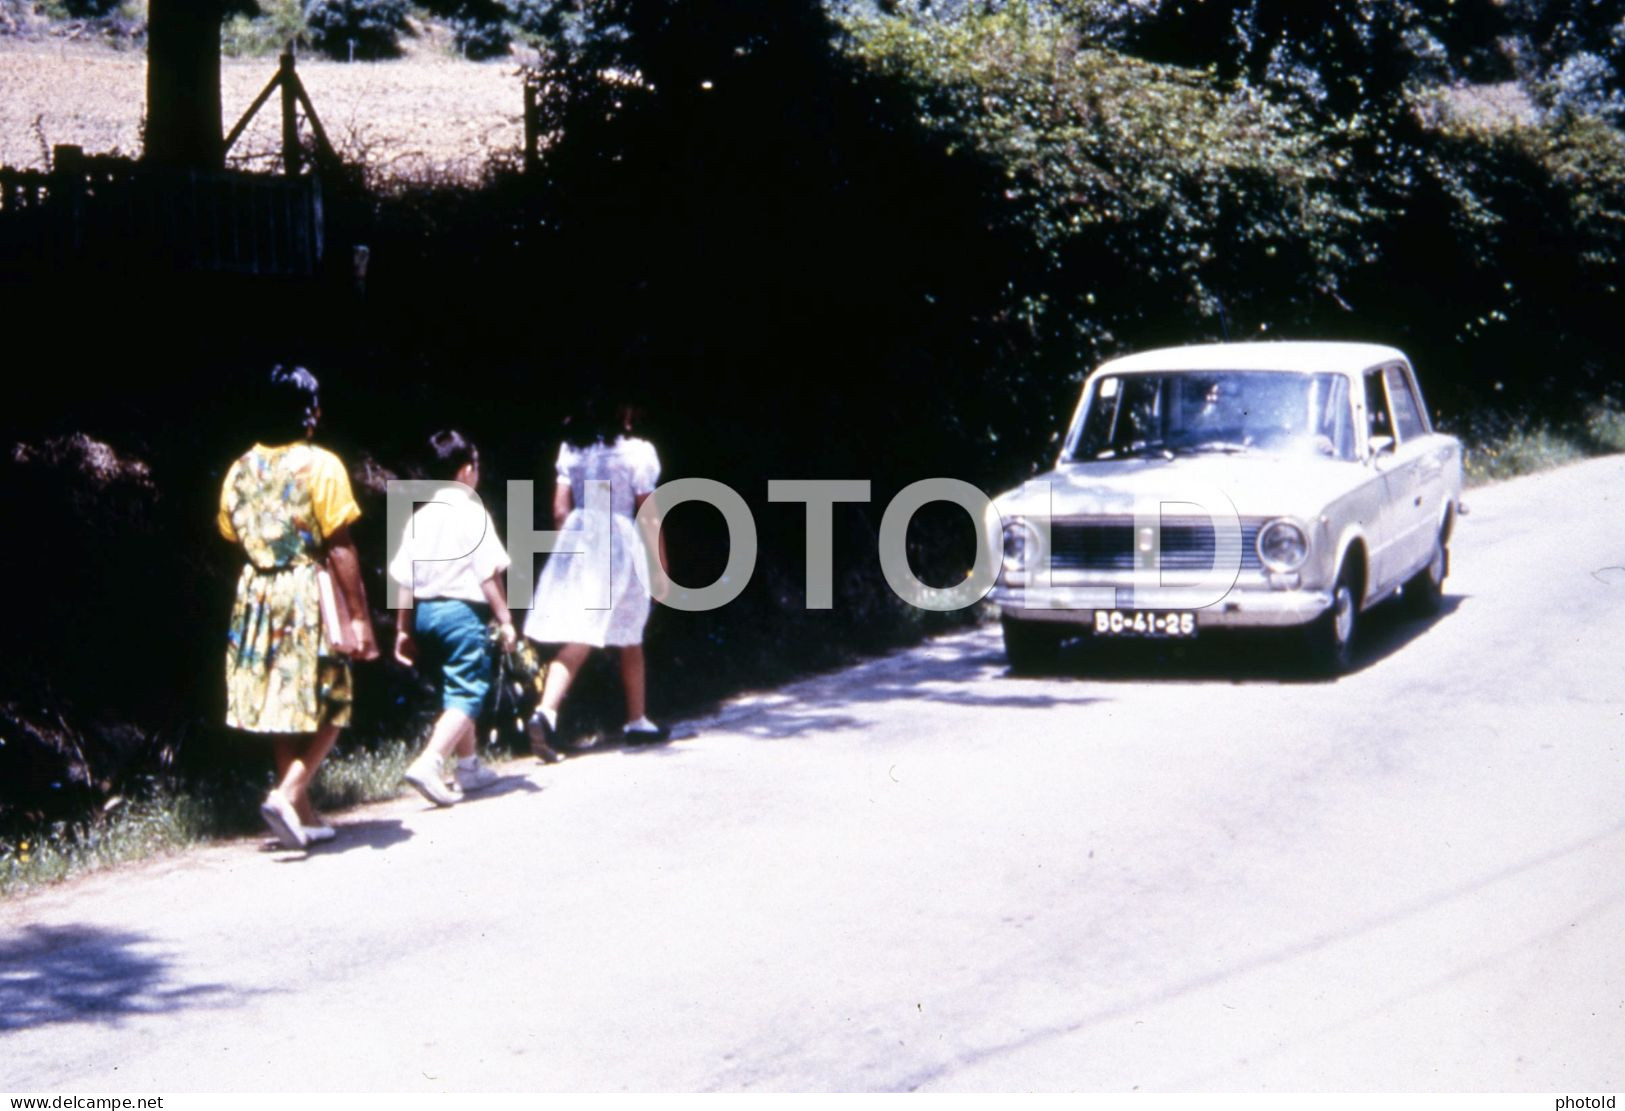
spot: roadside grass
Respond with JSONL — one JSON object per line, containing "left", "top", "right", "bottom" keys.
{"left": 0, "top": 729, "right": 466, "bottom": 899}
{"left": 1455, "top": 396, "right": 1625, "bottom": 486}
{"left": 0, "top": 787, "right": 217, "bottom": 897}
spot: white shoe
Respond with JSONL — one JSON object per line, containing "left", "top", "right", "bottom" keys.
{"left": 303, "top": 823, "right": 336, "bottom": 843}
{"left": 259, "top": 790, "right": 308, "bottom": 850}
{"left": 403, "top": 759, "right": 461, "bottom": 807}
{"left": 454, "top": 761, "right": 500, "bottom": 792}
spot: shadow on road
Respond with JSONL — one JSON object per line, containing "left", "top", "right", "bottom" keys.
{"left": 1022, "top": 595, "right": 1467, "bottom": 684}
{"left": 672, "top": 632, "right": 1112, "bottom": 743}
{"left": 0, "top": 923, "right": 247, "bottom": 1033}
{"left": 298, "top": 817, "right": 417, "bottom": 857}
{"left": 545, "top": 594, "right": 1466, "bottom": 750}
{"left": 455, "top": 776, "right": 543, "bottom": 803}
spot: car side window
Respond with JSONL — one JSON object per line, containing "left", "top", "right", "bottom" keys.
{"left": 1313, "top": 374, "right": 1356, "bottom": 460}
{"left": 1383, "top": 364, "right": 1428, "bottom": 441}
{"left": 1364, "top": 369, "right": 1393, "bottom": 444}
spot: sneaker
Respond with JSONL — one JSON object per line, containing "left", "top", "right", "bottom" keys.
{"left": 526, "top": 712, "right": 565, "bottom": 764}
{"left": 622, "top": 722, "right": 671, "bottom": 746}
{"left": 454, "top": 760, "right": 501, "bottom": 792}
{"left": 303, "top": 823, "right": 336, "bottom": 843}
{"left": 259, "top": 790, "right": 308, "bottom": 850}
{"left": 403, "top": 759, "right": 461, "bottom": 807}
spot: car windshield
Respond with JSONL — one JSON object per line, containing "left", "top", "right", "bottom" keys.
{"left": 1065, "top": 370, "right": 1356, "bottom": 462}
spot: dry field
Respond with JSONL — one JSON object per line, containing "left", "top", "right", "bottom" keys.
{"left": 0, "top": 38, "right": 525, "bottom": 182}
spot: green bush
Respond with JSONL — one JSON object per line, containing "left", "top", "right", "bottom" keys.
{"left": 304, "top": 0, "right": 408, "bottom": 59}
{"left": 224, "top": 0, "right": 306, "bottom": 55}
{"left": 451, "top": 0, "right": 510, "bottom": 58}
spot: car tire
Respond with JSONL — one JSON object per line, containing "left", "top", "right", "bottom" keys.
{"left": 1305, "top": 565, "right": 1359, "bottom": 676}
{"left": 1402, "top": 528, "right": 1448, "bottom": 618}
{"left": 1002, "top": 616, "right": 1063, "bottom": 674}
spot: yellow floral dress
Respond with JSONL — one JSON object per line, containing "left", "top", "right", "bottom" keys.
{"left": 219, "top": 442, "right": 361, "bottom": 734}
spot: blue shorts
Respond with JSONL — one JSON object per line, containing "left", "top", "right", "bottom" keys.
{"left": 415, "top": 598, "right": 494, "bottom": 718}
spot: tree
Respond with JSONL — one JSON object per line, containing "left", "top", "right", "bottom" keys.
{"left": 1509, "top": 0, "right": 1625, "bottom": 119}
{"left": 1123, "top": 0, "right": 1515, "bottom": 121}
{"left": 304, "top": 0, "right": 411, "bottom": 60}
{"left": 145, "top": 0, "right": 260, "bottom": 167}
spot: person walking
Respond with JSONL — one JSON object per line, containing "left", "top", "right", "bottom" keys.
{"left": 220, "top": 365, "right": 378, "bottom": 851}
{"left": 523, "top": 398, "right": 668, "bottom": 756}
{"left": 390, "top": 430, "right": 516, "bottom": 806}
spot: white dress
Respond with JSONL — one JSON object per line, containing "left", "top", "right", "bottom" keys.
{"left": 523, "top": 436, "right": 661, "bottom": 648}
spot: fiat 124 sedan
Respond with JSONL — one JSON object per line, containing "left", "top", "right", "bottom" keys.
{"left": 990, "top": 342, "right": 1464, "bottom": 674}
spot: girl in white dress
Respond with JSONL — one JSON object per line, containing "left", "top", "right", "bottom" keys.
{"left": 523, "top": 402, "right": 668, "bottom": 752}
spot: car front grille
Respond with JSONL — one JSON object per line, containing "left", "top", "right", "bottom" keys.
{"left": 1049, "top": 518, "right": 1263, "bottom": 573}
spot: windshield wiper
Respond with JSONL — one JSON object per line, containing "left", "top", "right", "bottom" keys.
{"left": 1093, "top": 443, "right": 1175, "bottom": 461}
{"left": 1170, "top": 440, "right": 1250, "bottom": 455}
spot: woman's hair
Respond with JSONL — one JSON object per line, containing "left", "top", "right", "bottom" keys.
{"left": 428, "top": 429, "right": 478, "bottom": 480}
{"left": 561, "top": 389, "right": 638, "bottom": 449}
{"left": 252, "top": 365, "right": 321, "bottom": 443}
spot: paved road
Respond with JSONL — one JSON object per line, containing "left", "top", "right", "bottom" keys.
{"left": 4, "top": 459, "right": 1623, "bottom": 1092}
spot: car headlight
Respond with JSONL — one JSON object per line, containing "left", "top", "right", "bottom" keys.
{"left": 1003, "top": 519, "right": 1040, "bottom": 573}
{"left": 1257, "top": 518, "right": 1309, "bottom": 573}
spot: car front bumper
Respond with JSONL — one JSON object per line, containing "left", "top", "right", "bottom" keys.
{"left": 991, "top": 583, "right": 1335, "bottom": 629}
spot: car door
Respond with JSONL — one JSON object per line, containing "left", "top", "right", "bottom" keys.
{"left": 1378, "top": 362, "right": 1437, "bottom": 581}
{"left": 1359, "top": 366, "right": 1406, "bottom": 597}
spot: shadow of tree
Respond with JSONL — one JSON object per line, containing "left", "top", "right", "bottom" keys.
{"left": 656, "top": 632, "right": 1112, "bottom": 743}
{"left": 536, "top": 593, "right": 1463, "bottom": 752}
{"left": 0, "top": 923, "right": 245, "bottom": 1033}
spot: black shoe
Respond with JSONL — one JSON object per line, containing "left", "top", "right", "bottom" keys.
{"left": 621, "top": 722, "right": 671, "bottom": 746}
{"left": 526, "top": 712, "right": 565, "bottom": 763}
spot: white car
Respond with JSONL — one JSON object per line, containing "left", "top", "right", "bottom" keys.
{"left": 990, "top": 342, "right": 1464, "bottom": 674}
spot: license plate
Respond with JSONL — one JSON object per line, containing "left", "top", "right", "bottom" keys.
{"left": 1093, "top": 610, "right": 1198, "bottom": 638}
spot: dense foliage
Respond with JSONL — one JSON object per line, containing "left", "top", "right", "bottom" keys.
{"left": 832, "top": 0, "right": 1625, "bottom": 414}
{"left": 304, "top": 0, "right": 409, "bottom": 59}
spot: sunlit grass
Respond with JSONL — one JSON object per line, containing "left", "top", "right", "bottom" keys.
{"left": 0, "top": 789, "right": 215, "bottom": 897}
{"left": 0, "top": 732, "right": 453, "bottom": 898}
{"left": 1456, "top": 397, "right": 1625, "bottom": 486}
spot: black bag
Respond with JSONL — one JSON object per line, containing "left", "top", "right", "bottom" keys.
{"left": 484, "top": 629, "right": 545, "bottom": 749}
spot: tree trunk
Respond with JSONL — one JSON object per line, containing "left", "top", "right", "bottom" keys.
{"left": 144, "top": 0, "right": 230, "bottom": 167}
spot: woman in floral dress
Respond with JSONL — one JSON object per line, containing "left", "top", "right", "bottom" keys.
{"left": 219, "top": 366, "right": 378, "bottom": 849}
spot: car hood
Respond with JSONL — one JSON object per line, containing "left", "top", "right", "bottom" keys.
{"left": 994, "top": 454, "right": 1369, "bottom": 522}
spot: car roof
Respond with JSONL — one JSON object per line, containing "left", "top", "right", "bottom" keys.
{"left": 1094, "top": 341, "right": 1407, "bottom": 377}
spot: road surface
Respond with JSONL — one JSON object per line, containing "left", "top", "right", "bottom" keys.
{"left": 3, "top": 457, "right": 1623, "bottom": 1092}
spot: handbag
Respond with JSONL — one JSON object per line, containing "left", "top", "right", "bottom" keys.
{"left": 316, "top": 564, "right": 361, "bottom": 656}
{"left": 485, "top": 628, "right": 544, "bottom": 748}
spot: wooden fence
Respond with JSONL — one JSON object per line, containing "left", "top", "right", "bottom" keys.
{"left": 0, "top": 146, "right": 325, "bottom": 279}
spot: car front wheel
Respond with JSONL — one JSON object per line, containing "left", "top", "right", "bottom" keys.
{"left": 1002, "top": 616, "right": 1063, "bottom": 674}
{"left": 1305, "top": 566, "right": 1359, "bottom": 676}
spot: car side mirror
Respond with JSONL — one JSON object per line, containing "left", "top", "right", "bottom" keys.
{"left": 1368, "top": 435, "right": 1395, "bottom": 459}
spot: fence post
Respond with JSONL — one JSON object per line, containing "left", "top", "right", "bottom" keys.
{"left": 50, "top": 144, "right": 86, "bottom": 257}
{"left": 280, "top": 52, "right": 300, "bottom": 178}
{"left": 523, "top": 78, "right": 540, "bottom": 174}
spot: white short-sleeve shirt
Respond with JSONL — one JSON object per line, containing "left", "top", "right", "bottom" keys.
{"left": 388, "top": 483, "right": 511, "bottom": 603}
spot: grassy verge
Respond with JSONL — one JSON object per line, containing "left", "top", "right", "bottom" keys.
{"left": 0, "top": 788, "right": 216, "bottom": 894}
{"left": 1455, "top": 396, "right": 1625, "bottom": 486}
{"left": 0, "top": 734, "right": 444, "bottom": 899}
